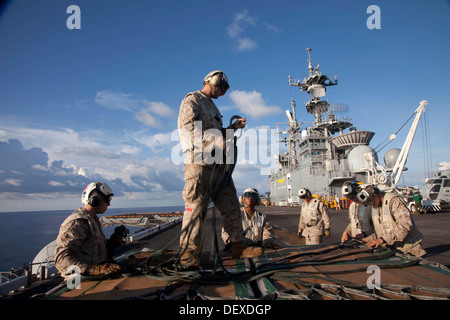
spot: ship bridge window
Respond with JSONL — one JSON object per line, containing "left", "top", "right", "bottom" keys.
{"left": 444, "top": 179, "right": 450, "bottom": 187}
{"left": 430, "top": 185, "right": 441, "bottom": 193}
{"left": 434, "top": 179, "right": 442, "bottom": 184}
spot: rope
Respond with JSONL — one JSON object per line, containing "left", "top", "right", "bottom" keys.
{"left": 373, "top": 111, "right": 415, "bottom": 153}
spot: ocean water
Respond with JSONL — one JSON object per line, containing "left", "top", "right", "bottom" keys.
{"left": 0, "top": 206, "right": 184, "bottom": 272}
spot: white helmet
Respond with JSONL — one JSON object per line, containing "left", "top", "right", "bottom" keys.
{"left": 203, "top": 70, "right": 229, "bottom": 93}
{"left": 242, "top": 187, "right": 260, "bottom": 205}
{"left": 298, "top": 188, "right": 311, "bottom": 199}
{"left": 341, "top": 181, "right": 359, "bottom": 199}
{"left": 81, "top": 182, "right": 113, "bottom": 206}
{"left": 355, "top": 184, "right": 381, "bottom": 204}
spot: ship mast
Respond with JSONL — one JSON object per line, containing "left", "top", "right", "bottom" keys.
{"left": 289, "top": 48, "right": 338, "bottom": 124}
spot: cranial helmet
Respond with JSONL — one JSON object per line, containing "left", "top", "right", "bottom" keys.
{"left": 242, "top": 187, "right": 261, "bottom": 205}
{"left": 81, "top": 182, "right": 113, "bottom": 207}
{"left": 342, "top": 181, "right": 359, "bottom": 200}
{"left": 203, "top": 70, "right": 230, "bottom": 93}
{"left": 355, "top": 184, "right": 381, "bottom": 204}
{"left": 298, "top": 188, "right": 312, "bottom": 199}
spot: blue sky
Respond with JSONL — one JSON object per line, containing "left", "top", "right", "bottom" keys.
{"left": 0, "top": 0, "right": 449, "bottom": 212}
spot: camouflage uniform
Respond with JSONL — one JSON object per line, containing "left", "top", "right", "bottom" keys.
{"left": 222, "top": 207, "right": 276, "bottom": 247}
{"left": 363, "top": 193, "right": 426, "bottom": 257}
{"left": 343, "top": 202, "right": 374, "bottom": 238}
{"left": 178, "top": 90, "right": 244, "bottom": 254}
{"left": 54, "top": 207, "right": 107, "bottom": 276}
{"left": 298, "top": 198, "right": 331, "bottom": 245}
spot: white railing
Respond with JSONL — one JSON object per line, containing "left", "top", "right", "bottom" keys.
{"left": 128, "top": 217, "right": 182, "bottom": 242}
{"left": 0, "top": 271, "right": 29, "bottom": 297}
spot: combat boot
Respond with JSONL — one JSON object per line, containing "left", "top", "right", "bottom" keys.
{"left": 179, "top": 250, "right": 200, "bottom": 270}
{"left": 231, "top": 241, "right": 263, "bottom": 259}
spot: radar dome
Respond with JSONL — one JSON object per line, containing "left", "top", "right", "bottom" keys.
{"left": 384, "top": 148, "right": 401, "bottom": 168}
{"left": 347, "top": 145, "right": 378, "bottom": 171}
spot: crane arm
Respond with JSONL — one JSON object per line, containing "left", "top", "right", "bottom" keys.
{"left": 391, "top": 100, "right": 428, "bottom": 187}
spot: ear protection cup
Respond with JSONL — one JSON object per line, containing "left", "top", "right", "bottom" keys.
{"left": 298, "top": 187, "right": 312, "bottom": 199}
{"left": 209, "top": 73, "right": 222, "bottom": 86}
{"left": 81, "top": 182, "right": 113, "bottom": 206}
{"left": 88, "top": 194, "right": 101, "bottom": 207}
{"left": 342, "top": 181, "right": 359, "bottom": 199}
{"left": 356, "top": 184, "right": 381, "bottom": 204}
{"left": 203, "top": 70, "right": 229, "bottom": 92}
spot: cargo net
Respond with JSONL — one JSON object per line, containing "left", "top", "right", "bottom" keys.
{"left": 102, "top": 238, "right": 449, "bottom": 300}
{"left": 135, "top": 220, "right": 450, "bottom": 300}
{"left": 120, "top": 161, "right": 450, "bottom": 300}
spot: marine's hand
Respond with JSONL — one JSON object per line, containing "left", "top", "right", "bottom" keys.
{"left": 265, "top": 241, "right": 280, "bottom": 250}
{"left": 340, "top": 232, "right": 349, "bottom": 243}
{"left": 365, "top": 238, "right": 384, "bottom": 248}
{"left": 233, "top": 118, "right": 246, "bottom": 129}
{"left": 324, "top": 229, "right": 331, "bottom": 239}
{"left": 86, "top": 262, "right": 121, "bottom": 276}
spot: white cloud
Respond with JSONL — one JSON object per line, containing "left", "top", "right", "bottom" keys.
{"left": 226, "top": 10, "right": 257, "bottom": 38}
{"left": 95, "top": 90, "right": 137, "bottom": 111}
{"left": 226, "top": 10, "right": 258, "bottom": 52}
{"left": 132, "top": 131, "right": 175, "bottom": 153}
{"left": 3, "top": 178, "right": 22, "bottom": 186}
{"left": 136, "top": 101, "right": 174, "bottom": 128}
{"left": 226, "top": 10, "right": 280, "bottom": 52}
{"left": 48, "top": 180, "right": 65, "bottom": 187}
{"left": 0, "top": 121, "right": 185, "bottom": 205}
{"left": 95, "top": 90, "right": 175, "bottom": 129}
{"left": 143, "top": 100, "right": 175, "bottom": 117}
{"left": 237, "top": 37, "right": 257, "bottom": 51}
{"left": 228, "top": 90, "right": 282, "bottom": 118}
{"left": 134, "top": 109, "right": 162, "bottom": 128}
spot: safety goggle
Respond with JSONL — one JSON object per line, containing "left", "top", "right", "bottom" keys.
{"left": 103, "top": 193, "right": 114, "bottom": 204}
{"left": 243, "top": 192, "right": 258, "bottom": 200}
{"left": 220, "top": 73, "right": 229, "bottom": 93}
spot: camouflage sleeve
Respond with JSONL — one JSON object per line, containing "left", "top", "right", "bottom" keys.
{"left": 178, "top": 95, "right": 200, "bottom": 153}
{"left": 297, "top": 209, "right": 305, "bottom": 235}
{"left": 54, "top": 219, "right": 91, "bottom": 274}
{"left": 382, "top": 197, "right": 413, "bottom": 245}
{"left": 320, "top": 202, "right": 331, "bottom": 230}
{"left": 343, "top": 223, "right": 352, "bottom": 236}
{"left": 261, "top": 216, "right": 276, "bottom": 243}
{"left": 221, "top": 226, "right": 231, "bottom": 244}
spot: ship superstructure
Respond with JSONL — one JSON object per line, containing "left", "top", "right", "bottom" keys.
{"left": 269, "top": 48, "right": 380, "bottom": 205}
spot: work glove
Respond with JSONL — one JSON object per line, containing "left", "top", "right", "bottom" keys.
{"left": 86, "top": 262, "right": 121, "bottom": 276}
{"left": 223, "top": 243, "right": 232, "bottom": 252}
{"left": 324, "top": 229, "right": 331, "bottom": 239}
{"left": 265, "top": 241, "right": 280, "bottom": 250}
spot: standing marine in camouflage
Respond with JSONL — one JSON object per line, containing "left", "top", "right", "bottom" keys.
{"left": 297, "top": 188, "right": 331, "bottom": 245}
{"left": 178, "top": 70, "right": 258, "bottom": 268}
{"left": 54, "top": 182, "right": 121, "bottom": 278}
{"left": 355, "top": 184, "right": 426, "bottom": 257}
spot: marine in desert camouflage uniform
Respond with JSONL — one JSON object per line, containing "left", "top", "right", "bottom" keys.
{"left": 297, "top": 188, "right": 331, "bottom": 245}
{"left": 222, "top": 188, "right": 280, "bottom": 250}
{"left": 354, "top": 184, "right": 426, "bottom": 257}
{"left": 54, "top": 182, "right": 121, "bottom": 277}
{"left": 178, "top": 70, "right": 259, "bottom": 267}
